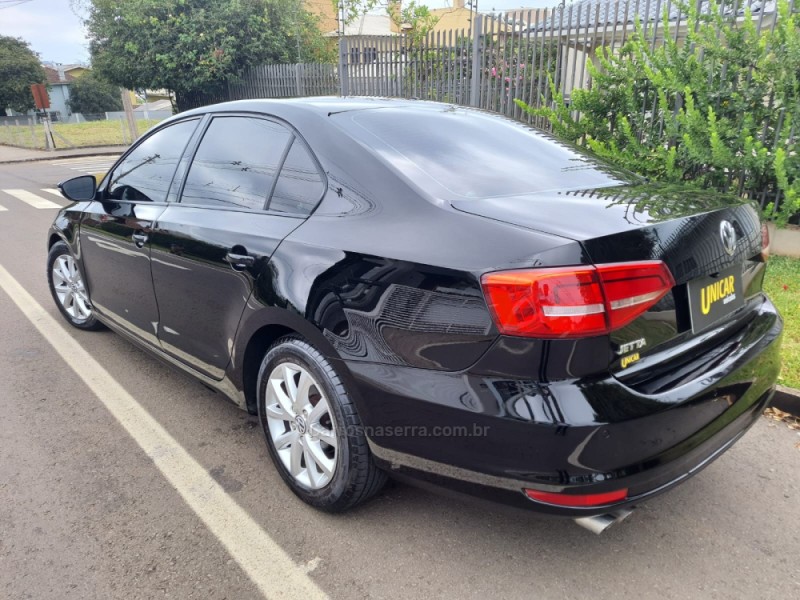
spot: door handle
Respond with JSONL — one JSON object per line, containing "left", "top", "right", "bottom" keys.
{"left": 225, "top": 251, "right": 255, "bottom": 269}
{"left": 132, "top": 231, "right": 148, "bottom": 248}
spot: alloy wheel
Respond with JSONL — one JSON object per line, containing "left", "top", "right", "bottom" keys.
{"left": 264, "top": 362, "right": 338, "bottom": 489}
{"left": 51, "top": 254, "right": 92, "bottom": 321}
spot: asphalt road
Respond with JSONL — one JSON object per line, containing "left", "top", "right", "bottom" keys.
{"left": 1, "top": 158, "right": 798, "bottom": 600}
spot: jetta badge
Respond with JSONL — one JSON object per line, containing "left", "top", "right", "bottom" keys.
{"left": 719, "top": 220, "right": 736, "bottom": 256}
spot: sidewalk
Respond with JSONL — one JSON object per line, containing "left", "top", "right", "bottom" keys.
{"left": 0, "top": 144, "right": 129, "bottom": 164}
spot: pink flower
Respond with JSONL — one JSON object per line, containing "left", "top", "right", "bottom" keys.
{"left": 491, "top": 67, "right": 497, "bottom": 77}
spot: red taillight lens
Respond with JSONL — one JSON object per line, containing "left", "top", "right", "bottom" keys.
{"left": 481, "top": 261, "right": 675, "bottom": 338}
{"left": 525, "top": 488, "right": 628, "bottom": 507}
{"left": 480, "top": 266, "right": 607, "bottom": 337}
{"left": 599, "top": 262, "right": 676, "bottom": 330}
{"left": 761, "top": 222, "right": 770, "bottom": 261}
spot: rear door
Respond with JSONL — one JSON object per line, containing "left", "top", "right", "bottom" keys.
{"left": 149, "top": 114, "right": 326, "bottom": 380}
{"left": 79, "top": 118, "right": 200, "bottom": 345}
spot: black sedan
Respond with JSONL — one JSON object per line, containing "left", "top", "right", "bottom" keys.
{"left": 47, "top": 98, "right": 782, "bottom": 532}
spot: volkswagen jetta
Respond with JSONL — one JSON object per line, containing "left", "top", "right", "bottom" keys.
{"left": 47, "top": 98, "right": 782, "bottom": 529}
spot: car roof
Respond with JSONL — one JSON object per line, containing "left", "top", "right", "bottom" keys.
{"left": 178, "top": 96, "right": 430, "bottom": 120}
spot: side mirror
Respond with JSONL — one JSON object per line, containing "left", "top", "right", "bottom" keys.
{"left": 58, "top": 175, "right": 97, "bottom": 201}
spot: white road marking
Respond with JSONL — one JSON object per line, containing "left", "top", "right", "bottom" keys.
{"left": 0, "top": 264, "right": 328, "bottom": 600}
{"left": 41, "top": 188, "right": 65, "bottom": 198}
{"left": 68, "top": 166, "right": 114, "bottom": 174}
{"left": 66, "top": 162, "right": 113, "bottom": 168}
{"left": 2, "top": 189, "right": 61, "bottom": 209}
{"left": 50, "top": 156, "right": 116, "bottom": 165}
{"left": 49, "top": 156, "right": 116, "bottom": 175}
{"left": 0, "top": 205, "right": 7, "bottom": 212}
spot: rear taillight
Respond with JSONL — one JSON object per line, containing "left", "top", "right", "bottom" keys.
{"left": 599, "top": 262, "right": 676, "bottom": 330}
{"left": 481, "top": 261, "right": 675, "bottom": 339}
{"left": 761, "top": 222, "right": 770, "bottom": 261}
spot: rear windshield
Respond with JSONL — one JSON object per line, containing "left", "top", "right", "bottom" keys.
{"left": 335, "top": 107, "right": 627, "bottom": 200}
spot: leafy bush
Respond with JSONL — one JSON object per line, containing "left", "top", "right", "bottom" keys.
{"left": 517, "top": 0, "right": 800, "bottom": 225}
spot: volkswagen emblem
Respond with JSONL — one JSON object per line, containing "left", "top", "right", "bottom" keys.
{"left": 719, "top": 220, "right": 736, "bottom": 256}
{"left": 294, "top": 415, "right": 307, "bottom": 435}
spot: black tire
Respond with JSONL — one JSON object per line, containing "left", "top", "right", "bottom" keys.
{"left": 47, "top": 241, "right": 104, "bottom": 331}
{"left": 257, "top": 336, "right": 387, "bottom": 512}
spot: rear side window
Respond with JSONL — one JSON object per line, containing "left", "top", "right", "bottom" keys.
{"left": 107, "top": 119, "right": 199, "bottom": 203}
{"left": 336, "top": 108, "right": 626, "bottom": 200}
{"left": 268, "top": 139, "right": 325, "bottom": 215}
{"left": 181, "top": 116, "right": 292, "bottom": 210}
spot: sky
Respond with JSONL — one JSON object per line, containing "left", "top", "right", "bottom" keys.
{"left": 0, "top": 0, "right": 557, "bottom": 66}
{"left": 0, "top": 0, "right": 89, "bottom": 64}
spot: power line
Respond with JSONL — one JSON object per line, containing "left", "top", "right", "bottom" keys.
{"left": 0, "top": 0, "right": 34, "bottom": 8}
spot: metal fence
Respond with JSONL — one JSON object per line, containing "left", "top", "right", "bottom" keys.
{"left": 176, "top": 64, "right": 339, "bottom": 110}
{"left": 336, "top": 0, "right": 782, "bottom": 126}
{"left": 229, "top": 63, "right": 339, "bottom": 100}
{"left": 215, "top": 0, "right": 782, "bottom": 128}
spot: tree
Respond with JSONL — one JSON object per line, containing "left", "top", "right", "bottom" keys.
{"left": 67, "top": 71, "right": 123, "bottom": 114}
{"left": 86, "top": 0, "right": 330, "bottom": 111}
{"left": 0, "top": 36, "right": 46, "bottom": 113}
{"left": 331, "top": 0, "right": 380, "bottom": 30}
{"left": 387, "top": 0, "right": 438, "bottom": 47}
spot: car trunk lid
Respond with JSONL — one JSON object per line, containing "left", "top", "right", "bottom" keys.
{"left": 452, "top": 183, "right": 766, "bottom": 387}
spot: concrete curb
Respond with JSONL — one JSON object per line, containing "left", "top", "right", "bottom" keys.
{"left": 766, "top": 223, "right": 800, "bottom": 259}
{"left": 771, "top": 385, "right": 800, "bottom": 417}
{"left": 0, "top": 146, "right": 128, "bottom": 165}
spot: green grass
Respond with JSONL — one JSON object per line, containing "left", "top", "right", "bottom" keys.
{"left": 763, "top": 255, "right": 800, "bottom": 389}
{"left": 0, "top": 118, "right": 163, "bottom": 149}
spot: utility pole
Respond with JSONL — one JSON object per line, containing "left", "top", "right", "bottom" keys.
{"left": 470, "top": 15, "right": 482, "bottom": 107}
{"left": 120, "top": 89, "right": 138, "bottom": 145}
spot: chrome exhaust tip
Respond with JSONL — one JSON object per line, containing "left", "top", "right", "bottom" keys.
{"left": 573, "top": 508, "right": 634, "bottom": 534}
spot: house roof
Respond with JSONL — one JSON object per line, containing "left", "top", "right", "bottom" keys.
{"left": 43, "top": 66, "right": 75, "bottom": 85}
{"left": 531, "top": 0, "right": 776, "bottom": 31}
{"left": 42, "top": 61, "right": 87, "bottom": 72}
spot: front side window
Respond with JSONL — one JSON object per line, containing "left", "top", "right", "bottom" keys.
{"left": 268, "top": 139, "right": 325, "bottom": 216}
{"left": 181, "top": 116, "right": 292, "bottom": 211}
{"left": 107, "top": 119, "right": 199, "bottom": 203}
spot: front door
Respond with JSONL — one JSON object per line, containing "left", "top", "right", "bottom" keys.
{"left": 79, "top": 118, "right": 200, "bottom": 344}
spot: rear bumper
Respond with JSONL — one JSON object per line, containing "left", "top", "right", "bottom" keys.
{"left": 344, "top": 296, "right": 783, "bottom": 516}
